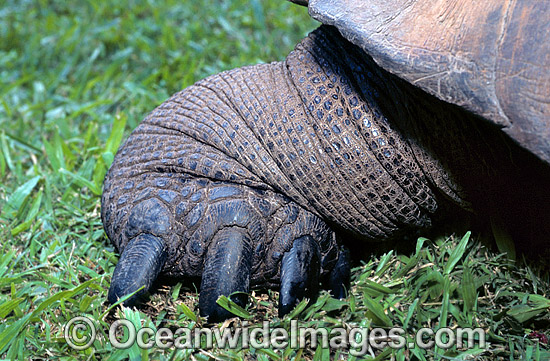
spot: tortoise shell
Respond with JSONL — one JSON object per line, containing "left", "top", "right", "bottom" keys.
{"left": 306, "top": 0, "right": 550, "bottom": 164}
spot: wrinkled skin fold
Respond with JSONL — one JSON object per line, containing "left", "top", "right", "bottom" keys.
{"left": 102, "top": 25, "right": 550, "bottom": 321}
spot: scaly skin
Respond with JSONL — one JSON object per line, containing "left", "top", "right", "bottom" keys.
{"left": 102, "top": 26, "right": 518, "bottom": 321}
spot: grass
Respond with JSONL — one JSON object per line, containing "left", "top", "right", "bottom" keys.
{"left": 0, "top": 0, "right": 549, "bottom": 359}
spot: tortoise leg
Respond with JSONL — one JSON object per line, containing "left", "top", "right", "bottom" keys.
{"left": 198, "top": 227, "right": 252, "bottom": 322}
{"left": 278, "top": 235, "right": 320, "bottom": 317}
{"left": 107, "top": 233, "right": 167, "bottom": 307}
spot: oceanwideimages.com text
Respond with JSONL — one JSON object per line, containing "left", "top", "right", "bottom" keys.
{"left": 64, "top": 316, "right": 486, "bottom": 356}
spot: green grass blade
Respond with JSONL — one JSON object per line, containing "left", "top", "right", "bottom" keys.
{"left": 215, "top": 295, "right": 252, "bottom": 320}
{"left": 3, "top": 176, "right": 40, "bottom": 220}
{"left": 461, "top": 264, "right": 477, "bottom": 315}
{"left": 0, "top": 132, "right": 14, "bottom": 174}
{"left": 58, "top": 168, "right": 101, "bottom": 195}
{"left": 105, "top": 113, "right": 127, "bottom": 156}
{"left": 491, "top": 214, "right": 516, "bottom": 261}
{"left": 0, "top": 298, "right": 25, "bottom": 318}
{"left": 0, "top": 314, "right": 32, "bottom": 354}
{"left": 444, "top": 231, "right": 470, "bottom": 275}
{"left": 177, "top": 302, "right": 198, "bottom": 323}
{"left": 286, "top": 298, "right": 309, "bottom": 320}
{"left": 362, "top": 294, "right": 392, "bottom": 327}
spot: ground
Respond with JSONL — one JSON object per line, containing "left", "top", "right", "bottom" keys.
{"left": 0, "top": 0, "right": 549, "bottom": 360}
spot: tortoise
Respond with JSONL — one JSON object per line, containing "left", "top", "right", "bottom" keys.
{"left": 101, "top": 0, "right": 550, "bottom": 322}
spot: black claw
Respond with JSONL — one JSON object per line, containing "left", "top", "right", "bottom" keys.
{"left": 108, "top": 233, "right": 167, "bottom": 307}
{"left": 199, "top": 228, "right": 252, "bottom": 323}
{"left": 278, "top": 235, "right": 320, "bottom": 317}
{"left": 328, "top": 247, "right": 350, "bottom": 299}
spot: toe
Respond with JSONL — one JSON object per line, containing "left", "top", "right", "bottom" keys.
{"left": 108, "top": 233, "right": 167, "bottom": 307}
{"left": 278, "top": 235, "right": 320, "bottom": 317}
{"left": 327, "top": 246, "right": 350, "bottom": 299}
{"left": 199, "top": 227, "right": 253, "bottom": 322}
